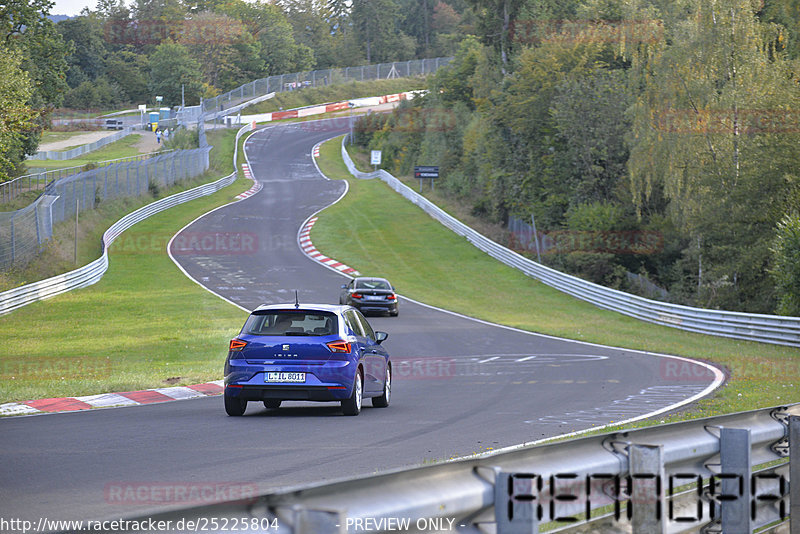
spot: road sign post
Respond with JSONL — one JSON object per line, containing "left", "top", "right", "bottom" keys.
{"left": 414, "top": 166, "right": 439, "bottom": 192}
{"left": 371, "top": 150, "right": 382, "bottom": 172}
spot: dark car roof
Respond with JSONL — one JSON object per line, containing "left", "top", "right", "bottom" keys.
{"left": 251, "top": 303, "right": 350, "bottom": 314}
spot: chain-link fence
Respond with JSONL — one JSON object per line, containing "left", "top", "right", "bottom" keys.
{"left": 0, "top": 147, "right": 211, "bottom": 270}
{"left": 1, "top": 151, "right": 171, "bottom": 205}
{"left": 176, "top": 57, "right": 453, "bottom": 124}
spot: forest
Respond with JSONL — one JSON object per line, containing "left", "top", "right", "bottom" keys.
{"left": 0, "top": 0, "right": 472, "bottom": 178}
{"left": 3, "top": 0, "right": 800, "bottom": 315}
{"left": 351, "top": 0, "right": 800, "bottom": 315}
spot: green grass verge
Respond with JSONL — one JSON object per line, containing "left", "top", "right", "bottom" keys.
{"left": 314, "top": 135, "right": 799, "bottom": 426}
{"left": 0, "top": 129, "right": 250, "bottom": 403}
{"left": 248, "top": 78, "right": 427, "bottom": 114}
{"left": 24, "top": 134, "right": 159, "bottom": 172}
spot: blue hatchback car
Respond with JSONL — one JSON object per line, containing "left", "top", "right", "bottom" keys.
{"left": 224, "top": 304, "right": 391, "bottom": 416}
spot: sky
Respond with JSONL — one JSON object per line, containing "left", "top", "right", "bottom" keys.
{"left": 51, "top": 0, "right": 105, "bottom": 16}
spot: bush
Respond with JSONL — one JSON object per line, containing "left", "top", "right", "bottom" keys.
{"left": 163, "top": 128, "right": 199, "bottom": 150}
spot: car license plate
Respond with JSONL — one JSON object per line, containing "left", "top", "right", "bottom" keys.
{"left": 365, "top": 295, "right": 381, "bottom": 301}
{"left": 266, "top": 372, "right": 305, "bottom": 383}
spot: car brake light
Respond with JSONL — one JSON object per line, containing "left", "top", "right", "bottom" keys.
{"left": 326, "top": 340, "right": 352, "bottom": 353}
{"left": 351, "top": 293, "right": 363, "bottom": 299}
{"left": 387, "top": 293, "right": 397, "bottom": 300}
{"left": 229, "top": 339, "right": 247, "bottom": 351}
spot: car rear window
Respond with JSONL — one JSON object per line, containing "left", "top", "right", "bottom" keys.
{"left": 243, "top": 311, "right": 337, "bottom": 336}
{"left": 355, "top": 279, "right": 391, "bottom": 290}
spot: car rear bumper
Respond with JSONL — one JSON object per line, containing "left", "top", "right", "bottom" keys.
{"left": 351, "top": 301, "right": 398, "bottom": 314}
{"left": 224, "top": 359, "right": 355, "bottom": 401}
{"left": 226, "top": 385, "right": 350, "bottom": 401}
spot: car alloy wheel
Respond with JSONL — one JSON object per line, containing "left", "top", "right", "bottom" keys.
{"left": 342, "top": 371, "right": 362, "bottom": 416}
{"left": 372, "top": 366, "right": 391, "bottom": 407}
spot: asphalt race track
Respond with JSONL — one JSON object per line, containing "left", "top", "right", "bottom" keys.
{"left": 0, "top": 119, "right": 721, "bottom": 524}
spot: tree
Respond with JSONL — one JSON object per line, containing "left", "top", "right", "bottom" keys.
{"left": 462, "top": 0, "right": 525, "bottom": 71}
{"left": 1, "top": 0, "right": 55, "bottom": 41}
{"left": 352, "top": 0, "right": 413, "bottom": 62}
{"left": 771, "top": 213, "right": 800, "bottom": 315}
{"left": 57, "top": 16, "right": 109, "bottom": 87}
{"left": 148, "top": 40, "right": 203, "bottom": 106}
{"left": 550, "top": 69, "right": 631, "bottom": 206}
{"left": 628, "top": 0, "right": 800, "bottom": 310}
{"left": 220, "top": 0, "right": 313, "bottom": 75}
{"left": 1, "top": 0, "right": 69, "bottom": 166}
{"left": 0, "top": 49, "right": 38, "bottom": 181}
{"left": 284, "top": 1, "right": 338, "bottom": 68}
{"left": 105, "top": 50, "right": 150, "bottom": 103}
{"left": 323, "top": 0, "right": 350, "bottom": 35}
{"left": 179, "top": 12, "right": 251, "bottom": 90}
{"left": 132, "top": 0, "right": 188, "bottom": 45}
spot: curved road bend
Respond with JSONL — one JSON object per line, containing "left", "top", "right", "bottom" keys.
{"left": 0, "top": 119, "right": 720, "bottom": 524}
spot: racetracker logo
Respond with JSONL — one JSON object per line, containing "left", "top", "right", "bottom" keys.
{"left": 654, "top": 109, "right": 800, "bottom": 134}
{"left": 510, "top": 19, "right": 664, "bottom": 45}
{"left": 393, "top": 358, "right": 456, "bottom": 380}
{"left": 171, "top": 232, "right": 259, "bottom": 255}
{"left": 104, "top": 19, "right": 245, "bottom": 46}
{"left": 509, "top": 230, "right": 664, "bottom": 256}
{"left": 109, "top": 232, "right": 259, "bottom": 255}
{"left": 659, "top": 360, "right": 720, "bottom": 382}
{"left": 298, "top": 107, "right": 457, "bottom": 134}
{"left": 104, "top": 482, "right": 259, "bottom": 506}
{"left": 1, "top": 358, "right": 112, "bottom": 381}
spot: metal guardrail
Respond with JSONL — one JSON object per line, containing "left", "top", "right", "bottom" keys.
{"left": 112, "top": 404, "right": 799, "bottom": 533}
{"left": 177, "top": 57, "right": 454, "bottom": 125}
{"left": 0, "top": 123, "right": 253, "bottom": 316}
{"left": 341, "top": 139, "right": 800, "bottom": 348}
{"left": 27, "top": 126, "right": 139, "bottom": 161}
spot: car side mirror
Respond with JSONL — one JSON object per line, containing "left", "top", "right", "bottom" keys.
{"left": 375, "top": 331, "right": 388, "bottom": 344}
{"left": 341, "top": 285, "right": 347, "bottom": 289}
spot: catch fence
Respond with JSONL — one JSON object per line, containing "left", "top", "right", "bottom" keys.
{"left": 0, "top": 148, "right": 210, "bottom": 270}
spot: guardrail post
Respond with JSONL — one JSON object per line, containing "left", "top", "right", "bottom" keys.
{"left": 791, "top": 416, "right": 800, "bottom": 533}
{"left": 495, "top": 472, "right": 539, "bottom": 533}
{"left": 629, "top": 444, "right": 666, "bottom": 534}
{"left": 720, "top": 427, "right": 752, "bottom": 534}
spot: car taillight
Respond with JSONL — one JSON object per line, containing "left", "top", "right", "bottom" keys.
{"left": 229, "top": 339, "right": 247, "bottom": 351}
{"left": 351, "top": 293, "right": 363, "bottom": 299}
{"left": 326, "top": 340, "right": 352, "bottom": 353}
{"left": 387, "top": 293, "right": 397, "bottom": 300}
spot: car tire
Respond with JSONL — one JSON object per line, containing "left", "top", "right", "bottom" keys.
{"left": 372, "top": 365, "right": 391, "bottom": 408}
{"left": 341, "top": 371, "right": 362, "bottom": 416}
{"left": 389, "top": 307, "right": 398, "bottom": 317}
{"left": 263, "top": 400, "right": 281, "bottom": 409}
{"left": 224, "top": 394, "right": 247, "bottom": 416}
